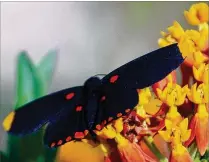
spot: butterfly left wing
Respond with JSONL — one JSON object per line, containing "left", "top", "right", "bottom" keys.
{"left": 44, "top": 102, "right": 89, "bottom": 148}
{"left": 2, "top": 86, "right": 84, "bottom": 136}
{"left": 93, "top": 44, "right": 184, "bottom": 130}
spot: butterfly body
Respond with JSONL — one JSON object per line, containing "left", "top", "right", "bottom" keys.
{"left": 83, "top": 77, "right": 103, "bottom": 129}
{"left": 2, "top": 44, "right": 184, "bottom": 148}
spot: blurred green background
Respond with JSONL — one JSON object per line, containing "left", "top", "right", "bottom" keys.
{"left": 0, "top": 1, "right": 194, "bottom": 161}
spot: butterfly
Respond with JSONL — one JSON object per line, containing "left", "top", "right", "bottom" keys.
{"left": 2, "top": 43, "right": 184, "bottom": 148}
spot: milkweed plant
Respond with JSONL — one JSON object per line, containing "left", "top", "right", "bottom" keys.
{"left": 0, "top": 2, "right": 208, "bottom": 162}
{"left": 57, "top": 2, "right": 209, "bottom": 162}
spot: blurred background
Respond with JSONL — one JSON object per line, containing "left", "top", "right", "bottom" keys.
{"left": 0, "top": 1, "right": 194, "bottom": 152}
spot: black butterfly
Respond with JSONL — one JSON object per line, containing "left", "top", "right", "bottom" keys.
{"left": 2, "top": 44, "right": 184, "bottom": 148}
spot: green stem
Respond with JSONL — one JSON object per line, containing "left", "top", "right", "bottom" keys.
{"left": 143, "top": 136, "right": 168, "bottom": 162}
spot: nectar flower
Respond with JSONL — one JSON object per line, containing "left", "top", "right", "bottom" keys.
{"left": 187, "top": 83, "right": 208, "bottom": 104}
{"left": 95, "top": 124, "right": 117, "bottom": 139}
{"left": 178, "top": 34, "right": 196, "bottom": 61}
{"left": 167, "top": 21, "right": 185, "bottom": 40}
{"left": 135, "top": 88, "right": 152, "bottom": 118}
{"left": 193, "top": 63, "right": 209, "bottom": 83}
{"left": 157, "top": 83, "right": 188, "bottom": 107}
{"left": 193, "top": 51, "right": 209, "bottom": 67}
{"left": 186, "top": 83, "right": 209, "bottom": 155}
{"left": 152, "top": 72, "right": 177, "bottom": 98}
{"left": 158, "top": 21, "right": 184, "bottom": 47}
{"left": 157, "top": 83, "right": 188, "bottom": 124}
{"left": 159, "top": 119, "right": 192, "bottom": 162}
{"left": 159, "top": 119, "right": 191, "bottom": 143}
{"left": 184, "top": 3, "right": 209, "bottom": 26}
{"left": 186, "top": 26, "right": 209, "bottom": 52}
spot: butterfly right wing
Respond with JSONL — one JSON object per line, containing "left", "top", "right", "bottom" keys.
{"left": 2, "top": 86, "right": 84, "bottom": 136}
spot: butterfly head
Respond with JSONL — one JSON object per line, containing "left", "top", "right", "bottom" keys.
{"left": 84, "top": 77, "right": 102, "bottom": 94}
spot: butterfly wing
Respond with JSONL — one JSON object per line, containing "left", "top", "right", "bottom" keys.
{"left": 93, "top": 44, "right": 184, "bottom": 130}
{"left": 2, "top": 86, "right": 84, "bottom": 136}
{"left": 102, "top": 44, "right": 183, "bottom": 89}
{"left": 44, "top": 101, "right": 89, "bottom": 148}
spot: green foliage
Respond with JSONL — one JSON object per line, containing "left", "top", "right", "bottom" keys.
{"left": 0, "top": 151, "right": 9, "bottom": 162}
{"left": 5, "top": 50, "right": 58, "bottom": 162}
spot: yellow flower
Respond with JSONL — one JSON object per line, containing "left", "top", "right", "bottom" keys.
{"left": 135, "top": 88, "right": 152, "bottom": 118}
{"left": 185, "top": 26, "right": 209, "bottom": 52}
{"left": 193, "top": 63, "right": 209, "bottom": 83}
{"left": 166, "top": 106, "right": 182, "bottom": 125}
{"left": 167, "top": 21, "right": 185, "bottom": 40}
{"left": 158, "top": 37, "right": 174, "bottom": 48}
{"left": 138, "top": 88, "right": 152, "bottom": 106}
{"left": 95, "top": 124, "right": 117, "bottom": 139}
{"left": 178, "top": 34, "right": 196, "bottom": 59}
{"left": 157, "top": 83, "right": 188, "bottom": 107}
{"left": 113, "top": 118, "right": 124, "bottom": 133}
{"left": 159, "top": 118, "right": 191, "bottom": 144}
{"left": 187, "top": 83, "right": 208, "bottom": 104}
{"left": 193, "top": 51, "right": 209, "bottom": 67}
{"left": 158, "top": 21, "right": 184, "bottom": 47}
{"left": 159, "top": 119, "right": 192, "bottom": 162}
{"left": 198, "top": 24, "right": 208, "bottom": 51}
{"left": 184, "top": 3, "right": 209, "bottom": 25}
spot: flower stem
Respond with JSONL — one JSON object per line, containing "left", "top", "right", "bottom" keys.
{"left": 143, "top": 136, "right": 168, "bottom": 162}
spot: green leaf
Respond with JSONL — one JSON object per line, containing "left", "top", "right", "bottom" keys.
{"left": 0, "top": 151, "right": 9, "bottom": 162}
{"left": 200, "top": 148, "right": 209, "bottom": 160}
{"left": 15, "top": 51, "right": 37, "bottom": 108}
{"left": 7, "top": 50, "right": 58, "bottom": 162}
{"left": 188, "top": 142, "right": 198, "bottom": 160}
{"left": 36, "top": 50, "right": 58, "bottom": 95}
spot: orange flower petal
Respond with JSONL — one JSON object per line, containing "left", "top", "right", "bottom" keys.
{"left": 117, "top": 142, "right": 156, "bottom": 162}
{"left": 195, "top": 114, "right": 209, "bottom": 156}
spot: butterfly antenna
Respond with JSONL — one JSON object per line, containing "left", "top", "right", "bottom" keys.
{"left": 93, "top": 74, "right": 106, "bottom": 78}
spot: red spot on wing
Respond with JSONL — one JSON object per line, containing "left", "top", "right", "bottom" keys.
{"left": 110, "top": 75, "right": 119, "bottom": 83}
{"left": 84, "top": 130, "right": 89, "bottom": 136}
{"left": 66, "top": 136, "right": 72, "bottom": 142}
{"left": 103, "top": 120, "right": 107, "bottom": 125}
{"left": 117, "top": 113, "right": 122, "bottom": 117}
{"left": 96, "top": 124, "right": 102, "bottom": 130}
{"left": 51, "top": 142, "right": 56, "bottom": 148}
{"left": 75, "top": 132, "right": 85, "bottom": 139}
{"left": 66, "top": 93, "right": 75, "bottom": 100}
{"left": 57, "top": 140, "right": 63, "bottom": 145}
{"left": 125, "top": 109, "right": 131, "bottom": 113}
{"left": 76, "top": 106, "right": 82, "bottom": 111}
{"left": 100, "top": 96, "right": 106, "bottom": 101}
{"left": 108, "top": 117, "right": 113, "bottom": 122}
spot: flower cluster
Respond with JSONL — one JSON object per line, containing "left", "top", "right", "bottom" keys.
{"left": 158, "top": 2, "right": 208, "bottom": 86}
{"left": 57, "top": 3, "right": 208, "bottom": 162}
